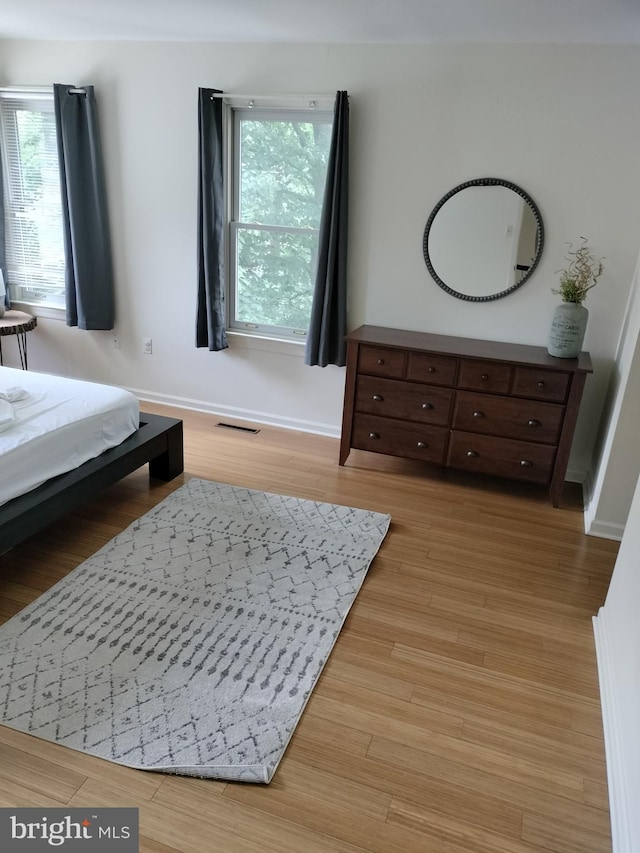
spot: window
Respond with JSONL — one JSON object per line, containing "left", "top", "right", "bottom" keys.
{"left": 228, "top": 105, "right": 332, "bottom": 340}
{"left": 0, "top": 89, "right": 65, "bottom": 308}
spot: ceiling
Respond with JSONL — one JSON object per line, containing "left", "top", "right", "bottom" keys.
{"left": 0, "top": 0, "right": 639, "bottom": 43}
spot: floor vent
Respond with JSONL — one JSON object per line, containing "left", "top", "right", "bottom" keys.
{"left": 215, "top": 422, "right": 260, "bottom": 435}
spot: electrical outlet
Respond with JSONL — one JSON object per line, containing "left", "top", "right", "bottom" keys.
{"left": 112, "top": 334, "right": 120, "bottom": 349}
{"left": 143, "top": 338, "right": 152, "bottom": 355}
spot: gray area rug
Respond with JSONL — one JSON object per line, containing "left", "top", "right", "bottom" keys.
{"left": 0, "top": 479, "right": 390, "bottom": 782}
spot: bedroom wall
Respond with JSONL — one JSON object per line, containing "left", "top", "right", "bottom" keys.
{"left": 1, "top": 41, "right": 640, "bottom": 494}
{"left": 586, "top": 250, "right": 640, "bottom": 539}
{"left": 593, "top": 469, "right": 640, "bottom": 851}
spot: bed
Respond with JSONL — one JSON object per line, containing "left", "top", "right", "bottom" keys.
{"left": 0, "top": 367, "right": 183, "bottom": 554}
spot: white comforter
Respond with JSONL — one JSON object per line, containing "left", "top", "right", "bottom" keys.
{"left": 0, "top": 367, "right": 139, "bottom": 507}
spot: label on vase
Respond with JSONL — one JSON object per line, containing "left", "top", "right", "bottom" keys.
{"left": 550, "top": 316, "right": 581, "bottom": 341}
{"left": 548, "top": 304, "right": 587, "bottom": 358}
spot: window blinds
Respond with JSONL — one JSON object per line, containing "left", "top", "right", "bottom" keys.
{"left": 0, "top": 90, "right": 65, "bottom": 303}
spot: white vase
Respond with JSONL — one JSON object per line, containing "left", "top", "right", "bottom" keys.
{"left": 547, "top": 302, "right": 588, "bottom": 358}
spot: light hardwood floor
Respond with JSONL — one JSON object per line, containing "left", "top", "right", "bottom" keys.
{"left": 0, "top": 403, "right": 620, "bottom": 852}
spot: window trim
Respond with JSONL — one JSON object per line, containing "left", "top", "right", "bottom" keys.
{"left": 224, "top": 102, "right": 333, "bottom": 343}
{"left": 0, "top": 85, "right": 65, "bottom": 310}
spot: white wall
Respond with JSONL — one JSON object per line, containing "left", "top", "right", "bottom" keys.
{"left": 1, "top": 42, "right": 639, "bottom": 477}
{"left": 593, "top": 471, "right": 640, "bottom": 851}
{"left": 585, "top": 249, "right": 640, "bottom": 538}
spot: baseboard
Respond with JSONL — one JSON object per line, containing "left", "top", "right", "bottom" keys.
{"left": 129, "top": 387, "right": 341, "bottom": 439}
{"left": 582, "top": 488, "right": 624, "bottom": 542}
{"left": 565, "top": 466, "right": 587, "bottom": 487}
{"left": 580, "top": 467, "right": 594, "bottom": 504}
{"left": 580, "top": 468, "right": 624, "bottom": 540}
{"left": 593, "top": 610, "right": 631, "bottom": 853}
{"left": 564, "top": 466, "right": 611, "bottom": 538}
{"left": 584, "top": 517, "right": 625, "bottom": 541}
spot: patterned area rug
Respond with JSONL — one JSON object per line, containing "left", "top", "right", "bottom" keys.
{"left": 0, "top": 479, "right": 390, "bottom": 782}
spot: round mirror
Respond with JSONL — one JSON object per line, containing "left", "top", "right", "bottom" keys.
{"left": 423, "top": 178, "right": 544, "bottom": 302}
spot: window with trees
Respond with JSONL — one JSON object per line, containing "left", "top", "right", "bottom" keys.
{"left": 0, "top": 89, "right": 65, "bottom": 307}
{"left": 228, "top": 106, "right": 333, "bottom": 340}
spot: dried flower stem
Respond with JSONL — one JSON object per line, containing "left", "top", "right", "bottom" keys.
{"left": 553, "top": 237, "right": 605, "bottom": 303}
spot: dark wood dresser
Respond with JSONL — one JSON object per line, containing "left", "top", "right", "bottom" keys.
{"left": 339, "top": 325, "right": 593, "bottom": 506}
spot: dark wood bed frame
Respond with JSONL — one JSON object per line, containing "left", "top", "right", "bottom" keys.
{"left": 0, "top": 412, "right": 184, "bottom": 554}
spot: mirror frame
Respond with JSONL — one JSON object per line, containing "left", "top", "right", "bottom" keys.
{"left": 422, "top": 177, "right": 545, "bottom": 302}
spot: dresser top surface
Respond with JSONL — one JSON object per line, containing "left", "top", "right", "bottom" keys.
{"left": 346, "top": 325, "right": 593, "bottom": 374}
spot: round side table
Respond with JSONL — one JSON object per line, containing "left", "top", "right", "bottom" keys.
{"left": 0, "top": 310, "right": 37, "bottom": 369}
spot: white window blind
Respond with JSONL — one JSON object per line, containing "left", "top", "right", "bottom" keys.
{"left": 0, "top": 89, "right": 65, "bottom": 306}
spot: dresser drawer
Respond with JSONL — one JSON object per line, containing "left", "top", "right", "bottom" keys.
{"left": 358, "top": 345, "right": 405, "bottom": 378}
{"left": 352, "top": 414, "right": 448, "bottom": 463}
{"left": 406, "top": 352, "right": 458, "bottom": 386}
{"left": 355, "top": 375, "right": 453, "bottom": 426}
{"left": 512, "top": 366, "right": 570, "bottom": 402}
{"left": 458, "top": 360, "right": 512, "bottom": 393}
{"left": 448, "top": 431, "right": 556, "bottom": 484}
{"left": 453, "top": 391, "right": 564, "bottom": 445}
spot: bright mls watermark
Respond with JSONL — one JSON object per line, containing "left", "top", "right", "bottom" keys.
{"left": 0, "top": 809, "right": 139, "bottom": 851}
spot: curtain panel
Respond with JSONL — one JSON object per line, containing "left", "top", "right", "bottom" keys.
{"left": 305, "top": 90, "right": 350, "bottom": 368}
{"left": 53, "top": 84, "right": 115, "bottom": 330}
{"left": 196, "top": 88, "right": 228, "bottom": 351}
{"left": 0, "top": 150, "right": 8, "bottom": 310}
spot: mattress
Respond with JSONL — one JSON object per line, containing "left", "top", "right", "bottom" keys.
{"left": 0, "top": 367, "right": 139, "bottom": 507}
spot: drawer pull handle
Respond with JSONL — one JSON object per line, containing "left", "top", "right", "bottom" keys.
{"left": 416, "top": 441, "right": 427, "bottom": 449}
{"left": 368, "top": 432, "right": 380, "bottom": 440}
{"left": 520, "top": 460, "right": 533, "bottom": 467}
{"left": 427, "top": 367, "right": 436, "bottom": 374}
{"left": 466, "top": 450, "right": 479, "bottom": 458}
{"left": 377, "top": 358, "right": 385, "bottom": 365}
{"left": 372, "top": 394, "right": 383, "bottom": 401}
{"left": 472, "top": 411, "right": 485, "bottom": 418}
{"left": 481, "top": 374, "right": 489, "bottom": 381}
{"left": 537, "top": 381, "right": 545, "bottom": 388}
{"left": 527, "top": 419, "right": 541, "bottom": 427}
{"left": 421, "top": 402, "right": 434, "bottom": 410}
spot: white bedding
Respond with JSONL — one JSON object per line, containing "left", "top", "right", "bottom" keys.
{"left": 0, "top": 367, "right": 139, "bottom": 507}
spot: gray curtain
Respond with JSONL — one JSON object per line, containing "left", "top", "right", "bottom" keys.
{"left": 196, "top": 88, "right": 228, "bottom": 351}
{"left": 305, "top": 91, "right": 349, "bottom": 368}
{"left": 53, "top": 84, "right": 114, "bottom": 330}
{"left": 0, "top": 149, "right": 8, "bottom": 310}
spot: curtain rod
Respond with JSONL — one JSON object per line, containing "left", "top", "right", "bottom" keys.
{"left": 208, "top": 92, "right": 333, "bottom": 108}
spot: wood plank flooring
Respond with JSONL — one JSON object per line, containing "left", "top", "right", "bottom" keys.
{"left": 0, "top": 404, "right": 619, "bottom": 852}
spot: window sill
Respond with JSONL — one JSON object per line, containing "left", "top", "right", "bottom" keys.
{"left": 226, "top": 330, "right": 306, "bottom": 357}
{"left": 11, "top": 302, "right": 66, "bottom": 321}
